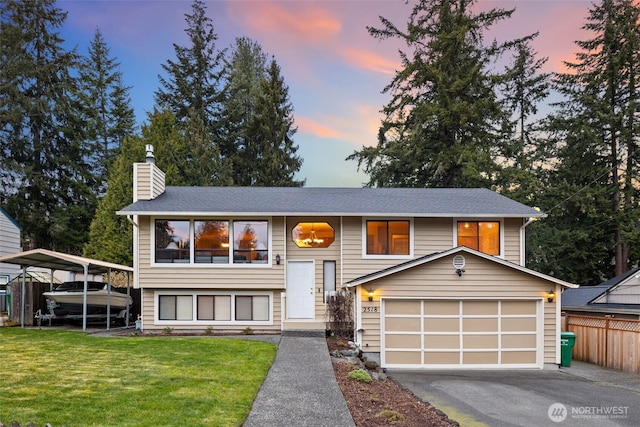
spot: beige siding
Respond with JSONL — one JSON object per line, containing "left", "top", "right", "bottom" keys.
{"left": 134, "top": 163, "right": 165, "bottom": 201}
{"left": 356, "top": 253, "right": 557, "bottom": 365}
{"left": 504, "top": 218, "right": 523, "bottom": 265}
{"left": 137, "top": 216, "right": 286, "bottom": 290}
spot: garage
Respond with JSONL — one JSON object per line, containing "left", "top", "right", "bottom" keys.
{"left": 382, "top": 299, "right": 541, "bottom": 368}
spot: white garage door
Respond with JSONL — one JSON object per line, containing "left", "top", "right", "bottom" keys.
{"left": 382, "top": 299, "right": 541, "bottom": 368}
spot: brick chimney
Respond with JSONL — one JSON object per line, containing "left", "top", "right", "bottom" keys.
{"left": 133, "top": 144, "right": 165, "bottom": 202}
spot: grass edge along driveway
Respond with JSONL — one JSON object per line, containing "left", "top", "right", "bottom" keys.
{"left": 0, "top": 329, "right": 277, "bottom": 427}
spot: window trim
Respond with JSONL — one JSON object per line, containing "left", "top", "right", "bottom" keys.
{"left": 154, "top": 290, "right": 274, "bottom": 326}
{"left": 361, "top": 217, "right": 414, "bottom": 260}
{"left": 151, "top": 217, "right": 272, "bottom": 268}
{"left": 453, "top": 218, "right": 504, "bottom": 257}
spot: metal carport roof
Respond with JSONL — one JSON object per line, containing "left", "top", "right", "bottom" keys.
{"left": 0, "top": 249, "right": 133, "bottom": 331}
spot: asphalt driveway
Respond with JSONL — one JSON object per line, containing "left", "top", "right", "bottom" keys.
{"left": 389, "top": 361, "right": 640, "bottom": 427}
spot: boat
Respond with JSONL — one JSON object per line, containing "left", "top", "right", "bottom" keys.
{"left": 43, "top": 281, "right": 133, "bottom": 317}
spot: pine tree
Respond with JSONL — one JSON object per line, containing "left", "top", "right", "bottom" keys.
{"left": 0, "top": 0, "right": 94, "bottom": 253}
{"left": 528, "top": 0, "right": 640, "bottom": 284}
{"left": 78, "top": 28, "right": 136, "bottom": 195}
{"left": 155, "top": 0, "right": 224, "bottom": 128}
{"left": 220, "top": 36, "right": 267, "bottom": 184}
{"left": 347, "top": 0, "right": 523, "bottom": 188}
{"left": 84, "top": 136, "right": 144, "bottom": 265}
{"left": 497, "top": 36, "right": 550, "bottom": 203}
{"left": 243, "top": 57, "right": 303, "bottom": 187}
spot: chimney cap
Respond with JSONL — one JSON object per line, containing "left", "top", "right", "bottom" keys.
{"left": 145, "top": 144, "right": 155, "bottom": 164}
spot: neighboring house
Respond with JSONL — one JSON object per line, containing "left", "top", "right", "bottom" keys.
{"left": 562, "top": 267, "right": 640, "bottom": 319}
{"left": 0, "top": 207, "right": 22, "bottom": 312}
{"left": 117, "top": 147, "right": 576, "bottom": 369}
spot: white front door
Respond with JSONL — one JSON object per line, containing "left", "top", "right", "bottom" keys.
{"left": 286, "top": 261, "right": 315, "bottom": 319}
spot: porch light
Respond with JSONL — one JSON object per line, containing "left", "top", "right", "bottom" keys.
{"left": 547, "top": 289, "right": 555, "bottom": 303}
{"left": 276, "top": 254, "right": 281, "bottom": 265}
{"left": 367, "top": 289, "right": 374, "bottom": 302}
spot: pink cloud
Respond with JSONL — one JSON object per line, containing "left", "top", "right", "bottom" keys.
{"left": 296, "top": 116, "right": 341, "bottom": 139}
{"left": 226, "top": 1, "right": 341, "bottom": 45}
{"left": 340, "top": 48, "right": 397, "bottom": 75}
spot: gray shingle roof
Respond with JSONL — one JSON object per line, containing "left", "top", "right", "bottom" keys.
{"left": 118, "top": 187, "right": 544, "bottom": 217}
{"left": 561, "top": 266, "right": 640, "bottom": 307}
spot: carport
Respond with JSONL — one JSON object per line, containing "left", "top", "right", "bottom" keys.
{"left": 0, "top": 248, "right": 133, "bottom": 331}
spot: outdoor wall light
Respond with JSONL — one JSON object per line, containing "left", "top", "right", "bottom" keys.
{"left": 547, "top": 289, "right": 555, "bottom": 303}
{"left": 367, "top": 289, "right": 374, "bottom": 302}
{"left": 276, "top": 254, "right": 281, "bottom": 265}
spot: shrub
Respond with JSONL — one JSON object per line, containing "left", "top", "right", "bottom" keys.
{"left": 347, "top": 369, "right": 371, "bottom": 383}
{"left": 162, "top": 326, "right": 173, "bottom": 334}
{"left": 204, "top": 326, "right": 213, "bottom": 335}
{"left": 242, "top": 327, "right": 254, "bottom": 335}
{"left": 375, "top": 409, "right": 405, "bottom": 423}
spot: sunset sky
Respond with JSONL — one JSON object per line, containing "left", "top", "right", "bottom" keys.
{"left": 59, "top": 0, "right": 594, "bottom": 187}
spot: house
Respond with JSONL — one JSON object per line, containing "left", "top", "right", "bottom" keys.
{"left": 562, "top": 267, "right": 640, "bottom": 319}
{"left": 117, "top": 146, "right": 576, "bottom": 369}
{"left": 0, "top": 206, "right": 22, "bottom": 312}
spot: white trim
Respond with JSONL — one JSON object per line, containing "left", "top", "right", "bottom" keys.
{"left": 381, "top": 298, "right": 543, "bottom": 369}
{"left": 361, "top": 217, "right": 414, "bottom": 260}
{"left": 153, "top": 290, "right": 274, "bottom": 326}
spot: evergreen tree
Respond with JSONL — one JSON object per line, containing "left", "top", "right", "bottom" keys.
{"left": 528, "top": 0, "right": 640, "bottom": 284}
{"left": 155, "top": 0, "right": 224, "bottom": 128}
{"left": 84, "top": 136, "right": 143, "bottom": 265}
{"left": 0, "top": 0, "right": 93, "bottom": 253}
{"left": 241, "top": 57, "right": 303, "bottom": 186}
{"left": 497, "top": 36, "right": 550, "bottom": 203}
{"left": 220, "top": 36, "right": 267, "bottom": 183}
{"left": 78, "top": 28, "right": 136, "bottom": 195}
{"left": 348, "top": 0, "right": 521, "bottom": 188}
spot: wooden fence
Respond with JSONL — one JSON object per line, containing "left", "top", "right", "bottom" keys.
{"left": 564, "top": 314, "right": 640, "bottom": 374}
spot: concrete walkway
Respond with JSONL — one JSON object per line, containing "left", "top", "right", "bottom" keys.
{"left": 243, "top": 335, "right": 355, "bottom": 427}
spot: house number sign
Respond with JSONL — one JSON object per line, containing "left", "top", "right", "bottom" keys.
{"left": 362, "top": 306, "right": 378, "bottom": 313}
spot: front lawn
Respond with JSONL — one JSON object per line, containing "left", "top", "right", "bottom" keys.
{"left": 0, "top": 329, "right": 277, "bottom": 426}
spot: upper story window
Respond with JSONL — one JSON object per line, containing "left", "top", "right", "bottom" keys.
{"left": 366, "top": 220, "right": 410, "bottom": 256}
{"left": 155, "top": 219, "right": 269, "bottom": 265}
{"left": 194, "top": 220, "right": 229, "bottom": 263}
{"left": 457, "top": 221, "right": 500, "bottom": 255}
{"left": 292, "top": 222, "right": 335, "bottom": 248}
{"left": 155, "top": 220, "right": 190, "bottom": 263}
{"left": 233, "top": 221, "right": 268, "bottom": 264}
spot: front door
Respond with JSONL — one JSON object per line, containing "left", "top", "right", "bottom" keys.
{"left": 286, "top": 260, "right": 315, "bottom": 319}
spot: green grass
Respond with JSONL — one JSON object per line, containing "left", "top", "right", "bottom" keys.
{"left": 0, "top": 329, "right": 277, "bottom": 427}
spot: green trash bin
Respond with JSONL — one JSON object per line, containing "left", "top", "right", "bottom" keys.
{"left": 560, "top": 331, "right": 576, "bottom": 367}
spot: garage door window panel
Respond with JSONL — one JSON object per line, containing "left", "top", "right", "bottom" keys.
{"left": 385, "top": 334, "right": 421, "bottom": 349}
{"left": 464, "top": 334, "right": 498, "bottom": 349}
{"left": 386, "top": 317, "right": 421, "bottom": 332}
{"left": 502, "top": 317, "right": 537, "bottom": 332}
{"left": 424, "top": 318, "right": 459, "bottom": 332}
{"left": 387, "top": 300, "right": 421, "bottom": 315}
{"left": 425, "top": 352, "right": 460, "bottom": 364}
{"left": 425, "top": 334, "right": 460, "bottom": 349}
{"left": 502, "top": 300, "right": 536, "bottom": 315}
{"left": 424, "top": 300, "right": 459, "bottom": 315}
{"left": 463, "top": 317, "right": 498, "bottom": 332}
{"left": 464, "top": 352, "right": 498, "bottom": 364}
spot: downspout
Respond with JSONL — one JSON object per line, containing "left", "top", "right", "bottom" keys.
{"left": 519, "top": 217, "right": 537, "bottom": 267}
